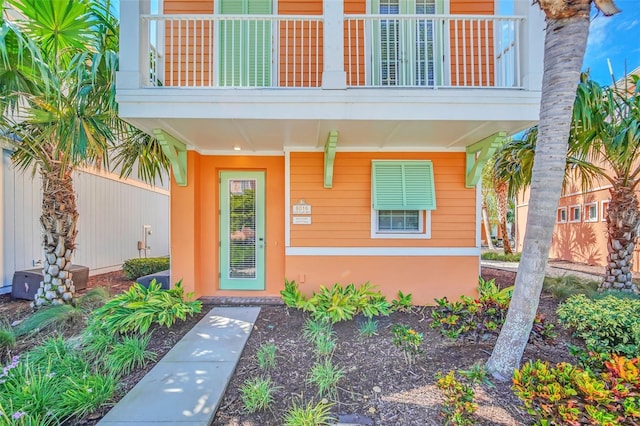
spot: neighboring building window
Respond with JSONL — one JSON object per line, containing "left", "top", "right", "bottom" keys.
{"left": 371, "top": 160, "right": 435, "bottom": 239}
{"left": 601, "top": 200, "right": 610, "bottom": 221}
{"left": 557, "top": 207, "right": 567, "bottom": 223}
{"left": 569, "top": 205, "right": 581, "bottom": 222}
{"left": 584, "top": 202, "right": 598, "bottom": 222}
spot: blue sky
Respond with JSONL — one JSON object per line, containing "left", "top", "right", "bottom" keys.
{"left": 584, "top": 0, "right": 640, "bottom": 84}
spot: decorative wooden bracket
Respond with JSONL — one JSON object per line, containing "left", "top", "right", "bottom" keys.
{"left": 465, "top": 131, "right": 507, "bottom": 188}
{"left": 153, "top": 129, "right": 187, "bottom": 187}
{"left": 324, "top": 130, "right": 338, "bottom": 188}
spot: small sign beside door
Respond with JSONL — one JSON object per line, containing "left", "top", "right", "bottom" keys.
{"left": 293, "top": 216, "right": 312, "bottom": 225}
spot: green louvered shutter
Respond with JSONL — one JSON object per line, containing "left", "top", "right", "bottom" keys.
{"left": 218, "top": 0, "right": 272, "bottom": 87}
{"left": 372, "top": 161, "right": 436, "bottom": 210}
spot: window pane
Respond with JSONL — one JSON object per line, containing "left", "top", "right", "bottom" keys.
{"left": 378, "top": 210, "right": 420, "bottom": 232}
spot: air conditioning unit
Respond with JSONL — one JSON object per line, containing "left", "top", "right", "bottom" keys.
{"left": 11, "top": 265, "right": 89, "bottom": 300}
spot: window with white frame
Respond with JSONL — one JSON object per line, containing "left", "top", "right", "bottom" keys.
{"left": 601, "top": 200, "right": 610, "bottom": 221}
{"left": 371, "top": 160, "right": 435, "bottom": 238}
{"left": 584, "top": 202, "right": 598, "bottom": 222}
{"left": 557, "top": 207, "right": 567, "bottom": 223}
{"left": 569, "top": 204, "right": 581, "bottom": 222}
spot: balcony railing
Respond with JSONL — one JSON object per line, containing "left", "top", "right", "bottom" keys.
{"left": 141, "top": 13, "right": 523, "bottom": 89}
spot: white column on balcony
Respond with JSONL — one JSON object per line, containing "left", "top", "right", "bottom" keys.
{"left": 322, "top": 0, "right": 347, "bottom": 89}
{"left": 117, "top": 0, "right": 151, "bottom": 90}
{"left": 515, "top": 0, "right": 545, "bottom": 91}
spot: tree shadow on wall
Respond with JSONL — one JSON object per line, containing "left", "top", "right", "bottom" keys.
{"left": 551, "top": 221, "right": 603, "bottom": 266}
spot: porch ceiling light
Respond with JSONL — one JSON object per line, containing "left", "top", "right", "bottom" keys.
{"left": 233, "top": 145, "right": 241, "bottom": 151}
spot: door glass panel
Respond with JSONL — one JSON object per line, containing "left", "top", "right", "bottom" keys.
{"left": 228, "top": 179, "right": 257, "bottom": 279}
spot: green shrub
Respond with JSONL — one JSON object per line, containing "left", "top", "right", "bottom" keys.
{"left": 256, "top": 343, "right": 277, "bottom": 371}
{"left": 358, "top": 318, "right": 378, "bottom": 337}
{"left": 283, "top": 400, "right": 334, "bottom": 426}
{"left": 307, "top": 358, "right": 344, "bottom": 399}
{"left": 281, "top": 281, "right": 391, "bottom": 324}
{"left": 480, "top": 252, "right": 521, "bottom": 262}
{"left": 0, "top": 320, "right": 15, "bottom": 357}
{"left": 105, "top": 334, "right": 157, "bottom": 376}
{"left": 543, "top": 275, "right": 599, "bottom": 301}
{"left": 431, "top": 277, "right": 555, "bottom": 343}
{"left": 513, "top": 355, "right": 640, "bottom": 425}
{"left": 240, "top": 376, "right": 278, "bottom": 413}
{"left": 122, "top": 257, "right": 170, "bottom": 280}
{"left": 436, "top": 370, "right": 478, "bottom": 426}
{"left": 0, "top": 338, "right": 115, "bottom": 424}
{"left": 391, "top": 291, "right": 413, "bottom": 313}
{"left": 91, "top": 280, "right": 202, "bottom": 334}
{"left": 557, "top": 294, "right": 640, "bottom": 358}
{"left": 13, "top": 305, "right": 83, "bottom": 337}
{"left": 391, "top": 324, "right": 423, "bottom": 365}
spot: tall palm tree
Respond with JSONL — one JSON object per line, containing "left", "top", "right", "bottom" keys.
{"left": 1, "top": 0, "right": 169, "bottom": 306}
{"left": 486, "top": 0, "right": 620, "bottom": 381}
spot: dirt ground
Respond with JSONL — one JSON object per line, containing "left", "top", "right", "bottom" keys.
{"left": 0, "top": 267, "right": 580, "bottom": 425}
{"left": 212, "top": 267, "right": 579, "bottom": 426}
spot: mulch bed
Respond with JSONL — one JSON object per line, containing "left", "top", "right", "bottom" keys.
{"left": 1, "top": 267, "right": 580, "bottom": 425}
{"left": 212, "top": 267, "right": 579, "bottom": 426}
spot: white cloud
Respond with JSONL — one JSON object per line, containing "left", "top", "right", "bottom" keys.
{"left": 586, "top": 16, "right": 612, "bottom": 60}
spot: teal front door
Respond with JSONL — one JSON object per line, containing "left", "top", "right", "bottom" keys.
{"left": 219, "top": 171, "right": 266, "bottom": 290}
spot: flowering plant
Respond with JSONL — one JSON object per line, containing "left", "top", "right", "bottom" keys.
{"left": 391, "top": 324, "right": 423, "bottom": 365}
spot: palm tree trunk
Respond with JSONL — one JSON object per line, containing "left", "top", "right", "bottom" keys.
{"left": 601, "top": 181, "right": 640, "bottom": 294}
{"left": 495, "top": 181, "right": 513, "bottom": 254}
{"left": 482, "top": 201, "right": 495, "bottom": 249}
{"left": 33, "top": 161, "right": 79, "bottom": 307}
{"left": 486, "top": 10, "right": 590, "bottom": 380}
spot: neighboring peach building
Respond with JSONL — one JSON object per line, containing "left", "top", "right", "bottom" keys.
{"left": 515, "top": 67, "right": 640, "bottom": 274}
{"left": 117, "top": 0, "right": 544, "bottom": 304}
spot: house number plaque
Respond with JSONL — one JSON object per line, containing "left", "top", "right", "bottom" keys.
{"left": 292, "top": 200, "right": 312, "bottom": 215}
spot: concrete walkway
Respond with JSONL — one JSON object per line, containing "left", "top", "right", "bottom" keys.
{"left": 98, "top": 306, "right": 260, "bottom": 426}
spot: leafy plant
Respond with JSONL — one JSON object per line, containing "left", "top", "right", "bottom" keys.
{"left": 91, "top": 280, "right": 202, "bottom": 334}
{"left": 543, "top": 275, "right": 599, "bottom": 301}
{"left": 58, "top": 373, "right": 115, "bottom": 421}
{"left": 122, "top": 257, "right": 170, "bottom": 280}
{"left": 314, "top": 334, "right": 337, "bottom": 357}
{"left": 391, "top": 324, "right": 423, "bottom": 365}
{"left": 308, "top": 358, "right": 344, "bottom": 399}
{"left": 513, "top": 355, "right": 640, "bottom": 425}
{"left": 431, "top": 277, "right": 555, "bottom": 343}
{"left": 283, "top": 400, "right": 335, "bottom": 426}
{"left": 302, "top": 318, "right": 334, "bottom": 344}
{"left": 391, "top": 291, "right": 413, "bottom": 313}
{"left": 557, "top": 294, "right": 640, "bottom": 358}
{"left": 256, "top": 343, "right": 277, "bottom": 371}
{"left": 105, "top": 334, "right": 157, "bottom": 376}
{"left": 459, "top": 363, "right": 493, "bottom": 388}
{"left": 358, "top": 318, "right": 378, "bottom": 337}
{"left": 436, "top": 370, "right": 478, "bottom": 426}
{"left": 0, "top": 320, "right": 16, "bottom": 358}
{"left": 284, "top": 281, "right": 391, "bottom": 324}
{"left": 281, "top": 279, "right": 307, "bottom": 309}
{"left": 13, "top": 305, "right": 83, "bottom": 337}
{"left": 240, "top": 376, "right": 278, "bottom": 413}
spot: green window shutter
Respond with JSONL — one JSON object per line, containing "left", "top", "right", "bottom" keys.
{"left": 372, "top": 161, "right": 436, "bottom": 210}
{"left": 218, "top": 0, "right": 272, "bottom": 87}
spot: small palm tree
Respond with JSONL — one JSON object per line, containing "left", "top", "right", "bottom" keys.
{"left": 571, "top": 75, "right": 640, "bottom": 294}
{"left": 1, "top": 0, "right": 168, "bottom": 306}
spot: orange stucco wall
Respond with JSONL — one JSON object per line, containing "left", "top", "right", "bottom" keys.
{"left": 286, "top": 256, "right": 479, "bottom": 305}
{"left": 286, "top": 151, "right": 478, "bottom": 305}
{"left": 516, "top": 176, "right": 640, "bottom": 273}
{"left": 171, "top": 151, "right": 286, "bottom": 298}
